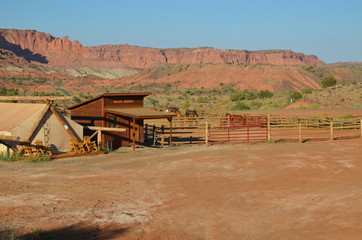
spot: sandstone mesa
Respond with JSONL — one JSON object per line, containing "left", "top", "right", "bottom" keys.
{"left": 0, "top": 29, "right": 325, "bottom": 69}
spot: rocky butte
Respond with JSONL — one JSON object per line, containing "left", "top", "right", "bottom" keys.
{"left": 0, "top": 29, "right": 325, "bottom": 69}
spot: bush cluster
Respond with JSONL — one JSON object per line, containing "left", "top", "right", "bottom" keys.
{"left": 321, "top": 76, "right": 337, "bottom": 88}
{"left": 230, "top": 90, "right": 274, "bottom": 101}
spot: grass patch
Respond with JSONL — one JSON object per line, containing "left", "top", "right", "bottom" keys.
{"left": 0, "top": 152, "right": 23, "bottom": 162}
{"left": 25, "top": 155, "right": 51, "bottom": 163}
{"left": 0, "top": 223, "right": 19, "bottom": 240}
{"left": 335, "top": 114, "right": 355, "bottom": 119}
{"left": 0, "top": 152, "right": 51, "bottom": 163}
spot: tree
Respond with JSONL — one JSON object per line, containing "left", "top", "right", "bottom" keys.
{"left": 321, "top": 76, "right": 337, "bottom": 88}
{"left": 290, "top": 92, "right": 302, "bottom": 101}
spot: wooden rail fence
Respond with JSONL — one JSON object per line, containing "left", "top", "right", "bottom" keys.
{"left": 144, "top": 116, "right": 362, "bottom": 146}
{"left": 207, "top": 125, "right": 268, "bottom": 144}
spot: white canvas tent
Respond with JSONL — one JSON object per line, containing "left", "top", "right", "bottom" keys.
{"left": 0, "top": 102, "right": 83, "bottom": 154}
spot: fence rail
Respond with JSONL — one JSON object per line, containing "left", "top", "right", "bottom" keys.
{"left": 208, "top": 126, "right": 268, "bottom": 144}
{"left": 144, "top": 116, "right": 362, "bottom": 146}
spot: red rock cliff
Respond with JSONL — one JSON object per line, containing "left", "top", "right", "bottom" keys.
{"left": 0, "top": 29, "right": 325, "bottom": 68}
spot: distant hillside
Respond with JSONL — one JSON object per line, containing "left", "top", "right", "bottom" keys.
{"left": 302, "top": 82, "right": 362, "bottom": 108}
{"left": 1, "top": 28, "right": 362, "bottom": 98}
{"left": 108, "top": 63, "right": 362, "bottom": 92}
{"left": 331, "top": 62, "right": 362, "bottom": 66}
{"left": 0, "top": 29, "right": 325, "bottom": 70}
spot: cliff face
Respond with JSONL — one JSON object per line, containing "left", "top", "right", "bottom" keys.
{"left": 0, "top": 29, "right": 325, "bottom": 68}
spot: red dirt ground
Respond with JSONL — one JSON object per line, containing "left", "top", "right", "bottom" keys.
{"left": 1, "top": 139, "right": 362, "bottom": 239}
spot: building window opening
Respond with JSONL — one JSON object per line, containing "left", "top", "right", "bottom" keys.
{"left": 109, "top": 116, "right": 118, "bottom": 128}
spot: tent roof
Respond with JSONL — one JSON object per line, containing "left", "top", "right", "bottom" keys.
{"left": 106, "top": 108, "right": 176, "bottom": 119}
{"left": 0, "top": 103, "right": 47, "bottom": 132}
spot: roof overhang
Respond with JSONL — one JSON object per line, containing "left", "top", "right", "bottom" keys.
{"left": 106, "top": 108, "right": 177, "bottom": 119}
{"left": 68, "top": 92, "right": 152, "bottom": 110}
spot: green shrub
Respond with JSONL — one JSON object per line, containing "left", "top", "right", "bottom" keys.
{"left": 257, "top": 90, "right": 273, "bottom": 99}
{"left": 249, "top": 100, "right": 262, "bottom": 109}
{"left": 290, "top": 92, "right": 302, "bottom": 101}
{"left": 231, "top": 101, "right": 250, "bottom": 110}
{"left": 301, "top": 88, "right": 313, "bottom": 94}
{"left": 244, "top": 90, "right": 257, "bottom": 100}
{"left": 322, "top": 76, "right": 337, "bottom": 88}
{"left": 230, "top": 92, "right": 246, "bottom": 101}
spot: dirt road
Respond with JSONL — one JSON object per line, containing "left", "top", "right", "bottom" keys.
{"left": 1, "top": 139, "right": 362, "bottom": 239}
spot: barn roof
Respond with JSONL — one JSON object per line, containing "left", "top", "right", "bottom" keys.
{"left": 106, "top": 108, "right": 176, "bottom": 119}
{"left": 0, "top": 103, "right": 47, "bottom": 132}
{"left": 68, "top": 92, "right": 152, "bottom": 110}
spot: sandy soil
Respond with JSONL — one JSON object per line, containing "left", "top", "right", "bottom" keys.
{"left": 1, "top": 139, "right": 362, "bottom": 239}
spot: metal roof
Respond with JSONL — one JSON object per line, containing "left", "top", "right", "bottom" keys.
{"left": 106, "top": 108, "right": 176, "bottom": 119}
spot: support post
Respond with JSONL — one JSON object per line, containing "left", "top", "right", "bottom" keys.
{"left": 267, "top": 115, "right": 271, "bottom": 141}
{"left": 298, "top": 123, "right": 302, "bottom": 143}
{"left": 97, "top": 130, "right": 102, "bottom": 148}
{"left": 330, "top": 120, "right": 334, "bottom": 140}
{"left": 132, "top": 118, "right": 136, "bottom": 151}
{"left": 205, "top": 122, "right": 209, "bottom": 146}
{"left": 360, "top": 119, "right": 362, "bottom": 139}
{"left": 145, "top": 124, "right": 148, "bottom": 143}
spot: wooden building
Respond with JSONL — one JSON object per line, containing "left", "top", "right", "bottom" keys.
{"left": 68, "top": 93, "right": 176, "bottom": 149}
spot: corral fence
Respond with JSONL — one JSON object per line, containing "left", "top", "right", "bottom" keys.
{"left": 144, "top": 124, "right": 168, "bottom": 146}
{"left": 269, "top": 116, "right": 362, "bottom": 142}
{"left": 207, "top": 116, "right": 268, "bottom": 144}
{"left": 144, "top": 115, "right": 362, "bottom": 146}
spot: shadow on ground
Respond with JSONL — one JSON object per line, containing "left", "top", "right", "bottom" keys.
{"left": 15, "top": 222, "right": 134, "bottom": 240}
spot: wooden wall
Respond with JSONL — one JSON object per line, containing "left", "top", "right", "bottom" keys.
{"left": 70, "top": 95, "right": 146, "bottom": 149}
{"left": 70, "top": 98, "right": 104, "bottom": 127}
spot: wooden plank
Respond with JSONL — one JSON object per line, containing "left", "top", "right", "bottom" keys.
{"left": 87, "top": 126, "right": 126, "bottom": 132}
{"left": 0, "top": 96, "right": 74, "bottom": 102}
{"left": 50, "top": 106, "right": 81, "bottom": 142}
{"left": 0, "top": 135, "right": 20, "bottom": 141}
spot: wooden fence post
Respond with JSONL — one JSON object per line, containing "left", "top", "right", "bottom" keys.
{"left": 152, "top": 125, "right": 156, "bottom": 145}
{"left": 145, "top": 124, "right": 148, "bottom": 142}
{"left": 298, "top": 123, "right": 302, "bottom": 143}
{"left": 247, "top": 126, "right": 250, "bottom": 143}
{"left": 205, "top": 122, "right": 209, "bottom": 146}
{"left": 330, "top": 120, "right": 334, "bottom": 140}
{"left": 360, "top": 119, "right": 362, "bottom": 139}
{"left": 267, "top": 115, "right": 271, "bottom": 141}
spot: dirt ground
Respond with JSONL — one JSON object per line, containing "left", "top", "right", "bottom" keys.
{"left": 1, "top": 139, "right": 362, "bottom": 239}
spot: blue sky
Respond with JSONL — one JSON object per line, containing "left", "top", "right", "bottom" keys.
{"left": 1, "top": 0, "right": 362, "bottom": 63}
